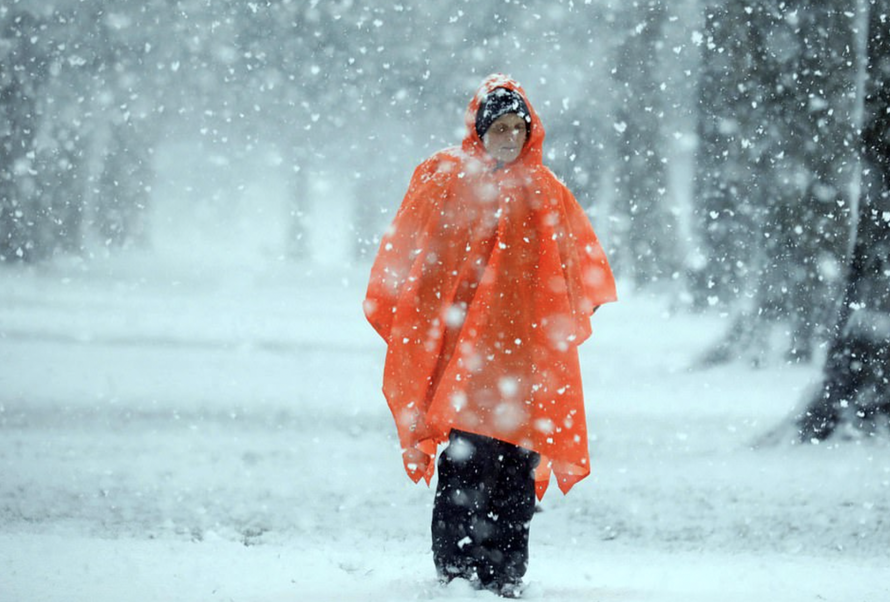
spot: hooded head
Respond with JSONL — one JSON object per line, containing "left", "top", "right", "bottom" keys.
{"left": 462, "top": 73, "right": 545, "bottom": 167}
{"left": 475, "top": 87, "right": 531, "bottom": 140}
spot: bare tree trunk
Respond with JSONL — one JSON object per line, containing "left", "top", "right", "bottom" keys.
{"left": 796, "top": 0, "right": 890, "bottom": 441}
{"left": 611, "top": 2, "right": 679, "bottom": 287}
{"left": 694, "top": 0, "right": 859, "bottom": 366}
{"left": 286, "top": 165, "right": 309, "bottom": 260}
{"left": 0, "top": 11, "right": 47, "bottom": 262}
{"left": 95, "top": 123, "right": 153, "bottom": 249}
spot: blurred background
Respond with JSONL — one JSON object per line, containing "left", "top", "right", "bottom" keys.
{"left": 3, "top": 5, "right": 890, "bottom": 596}
{"left": 0, "top": 0, "right": 881, "bottom": 371}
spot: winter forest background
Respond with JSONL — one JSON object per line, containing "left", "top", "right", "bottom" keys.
{"left": 2, "top": 0, "right": 890, "bottom": 600}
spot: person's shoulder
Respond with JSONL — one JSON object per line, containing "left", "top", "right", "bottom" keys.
{"left": 413, "top": 146, "right": 466, "bottom": 182}
{"left": 426, "top": 146, "right": 467, "bottom": 169}
{"left": 539, "top": 165, "right": 568, "bottom": 187}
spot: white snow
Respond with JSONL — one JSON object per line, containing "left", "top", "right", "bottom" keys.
{"left": 1, "top": 252, "right": 888, "bottom": 602}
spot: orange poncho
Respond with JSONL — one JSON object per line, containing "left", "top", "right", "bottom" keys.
{"left": 364, "top": 74, "right": 617, "bottom": 499}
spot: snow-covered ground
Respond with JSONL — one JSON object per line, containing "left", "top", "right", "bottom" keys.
{"left": 1, "top": 253, "right": 888, "bottom": 601}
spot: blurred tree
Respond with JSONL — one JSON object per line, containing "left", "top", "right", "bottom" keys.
{"left": 90, "top": 3, "right": 166, "bottom": 249}
{"left": 771, "top": 2, "right": 858, "bottom": 362}
{"left": 33, "top": 113, "right": 87, "bottom": 256}
{"left": 31, "top": 8, "right": 103, "bottom": 257}
{"left": 609, "top": 0, "right": 681, "bottom": 286}
{"left": 797, "top": 0, "right": 890, "bottom": 441}
{"left": 95, "top": 121, "right": 153, "bottom": 247}
{"left": 694, "top": 0, "right": 762, "bottom": 313}
{"left": 543, "top": 3, "right": 611, "bottom": 220}
{"left": 695, "top": 0, "right": 858, "bottom": 366}
{"left": 0, "top": 10, "right": 49, "bottom": 262}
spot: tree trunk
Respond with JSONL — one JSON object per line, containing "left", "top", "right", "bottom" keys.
{"left": 286, "top": 165, "right": 309, "bottom": 260}
{"left": 95, "top": 123, "right": 152, "bottom": 249}
{"left": 610, "top": 2, "right": 679, "bottom": 287}
{"left": 694, "top": 0, "right": 859, "bottom": 365}
{"left": 0, "top": 11, "right": 47, "bottom": 262}
{"left": 796, "top": 0, "right": 890, "bottom": 441}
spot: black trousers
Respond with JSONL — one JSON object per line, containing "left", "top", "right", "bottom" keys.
{"left": 431, "top": 430, "right": 540, "bottom": 589}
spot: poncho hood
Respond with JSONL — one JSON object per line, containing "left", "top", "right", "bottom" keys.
{"left": 462, "top": 74, "right": 545, "bottom": 169}
{"left": 365, "top": 73, "right": 617, "bottom": 499}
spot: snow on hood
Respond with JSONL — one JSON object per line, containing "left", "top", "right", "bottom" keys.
{"left": 462, "top": 73, "right": 546, "bottom": 166}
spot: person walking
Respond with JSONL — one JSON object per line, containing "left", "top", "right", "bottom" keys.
{"left": 364, "top": 73, "right": 617, "bottom": 597}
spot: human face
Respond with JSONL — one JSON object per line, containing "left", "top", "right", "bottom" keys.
{"left": 482, "top": 113, "right": 528, "bottom": 164}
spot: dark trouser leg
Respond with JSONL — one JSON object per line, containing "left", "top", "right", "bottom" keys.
{"left": 475, "top": 438, "right": 539, "bottom": 591}
{"left": 431, "top": 430, "right": 495, "bottom": 582}
{"left": 431, "top": 430, "right": 539, "bottom": 590}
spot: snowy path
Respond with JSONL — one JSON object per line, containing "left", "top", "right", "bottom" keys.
{"left": 3, "top": 532, "right": 888, "bottom": 602}
{"left": 1, "top": 256, "right": 888, "bottom": 601}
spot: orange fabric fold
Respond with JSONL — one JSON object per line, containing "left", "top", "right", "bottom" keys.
{"left": 365, "top": 74, "right": 617, "bottom": 499}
